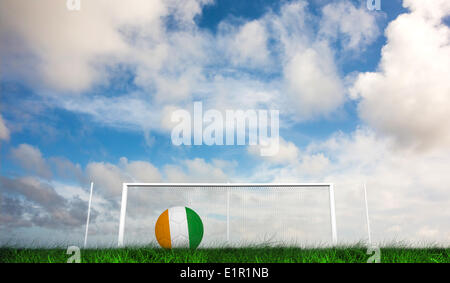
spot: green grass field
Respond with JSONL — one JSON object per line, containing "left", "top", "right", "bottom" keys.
{"left": 1, "top": 246, "right": 449, "bottom": 263}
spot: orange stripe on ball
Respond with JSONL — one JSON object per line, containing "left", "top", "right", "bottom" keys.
{"left": 155, "top": 209, "right": 171, "bottom": 249}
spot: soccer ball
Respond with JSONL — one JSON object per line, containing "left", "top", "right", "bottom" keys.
{"left": 155, "top": 206, "right": 203, "bottom": 249}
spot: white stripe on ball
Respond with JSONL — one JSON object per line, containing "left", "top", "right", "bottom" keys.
{"left": 168, "top": 206, "right": 190, "bottom": 248}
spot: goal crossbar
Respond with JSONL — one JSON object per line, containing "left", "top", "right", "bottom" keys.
{"left": 118, "top": 183, "right": 337, "bottom": 247}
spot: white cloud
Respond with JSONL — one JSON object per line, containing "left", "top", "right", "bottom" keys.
{"left": 168, "top": 0, "right": 214, "bottom": 25}
{"left": 58, "top": 94, "right": 160, "bottom": 131}
{"left": 268, "top": 0, "right": 310, "bottom": 57}
{"left": 220, "top": 20, "right": 270, "bottom": 67}
{"left": 86, "top": 161, "right": 128, "bottom": 198}
{"left": 151, "top": 67, "right": 203, "bottom": 103}
{"left": 247, "top": 0, "right": 353, "bottom": 121}
{"left": 85, "top": 157, "right": 231, "bottom": 198}
{"left": 85, "top": 158, "right": 162, "bottom": 198}
{"left": 160, "top": 105, "right": 180, "bottom": 132}
{"left": 48, "top": 157, "right": 84, "bottom": 183}
{"left": 319, "top": 1, "right": 380, "bottom": 50}
{"left": 0, "top": 115, "right": 9, "bottom": 140}
{"left": 284, "top": 44, "right": 345, "bottom": 120}
{"left": 0, "top": 0, "right": 209, "bottom": 94}
{"left": 164, "top": 158, "right": 231, "bottom": 182}
{"left": 119, "top": 157, "right": 163, "bottom": 183}
{"left": 11, "top": 144, "right": 52, "bottom": 179}
{"left": 1, "top": 0, "right": 133, "bottom": 92}
{"left": 297, "top": 153, "right": 331, "bottom": 176}
{"left": 403, "top": 0, "right": 450, "bottom": 22}
{"left": 205, "top": 75, "right": 281, "bottom": 112}
{"left": 248, "top": 137, "right": 300, "bottom": 165}
{"left": 0, "top": 176, "right": 97, "bottom": 230}
{"left": 350, "top": 0, "right": 450, "bottom": 150}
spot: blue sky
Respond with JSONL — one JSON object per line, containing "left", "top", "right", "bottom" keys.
{"left": 1, "top": 0, "right": 450, "bottom": 247}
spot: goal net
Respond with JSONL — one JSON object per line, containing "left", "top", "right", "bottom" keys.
{"left": 118, "top": 183, "right": 337, "bottom": 247}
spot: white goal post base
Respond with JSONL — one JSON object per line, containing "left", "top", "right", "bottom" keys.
{"left": 118, "top": 183, "right": 338, "bottom": 247}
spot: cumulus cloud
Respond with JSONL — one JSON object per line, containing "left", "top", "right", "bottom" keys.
{"left": 11, "top": 144, "right": 52, "bottom": 179}
{"left": 213, "top": 0, "right": 378, "bottom": 121}
{"left": 403, "top": 0, "right": 450, "bottom": 22}
{"left": 86, "top": 157, "right": 163, "bottom": 198}
{"left": 160, "top": 105, "right": 180, "bottom": 132}
{"left": 1, "top": 0, "right": 129, "bottom": 92}
{"left": 0, "top": 176, "right": 97, "bottom": 229}
{"left": 86, "top": 161, "right": 129, "bottom": 198}
{"left": 319, "top": 1, "right": 381, "bottom": 50}
{"left": 119, "top": 157, "right": 163, "bottom": 183}
{"left": 219, "top": 20, "right": 270, "bottom": 67}
{"left": 164, "top": 158, "right": 231, "bottom": 182}
{"left": 0, "top": 195, "right": 30, "bottom": 228}
{"left": 284, "top": 44, "right": 345, "bottom": 120}
{"left": 0, "top": 0, "right": 209, "bottom": 93}
{"left": 84, "top": 156, "right": 232, "bottom": 200}
{"left": 248, "top": 137, "right": 300, "bottom": 165}
{"left": 1, "top": 176, "right": 63, "bottom": 209}
{"left": 350, "top": 0, "right": 450, "bottom": 150}
{"left": 0, "top": 115, "right": 9, "bottom": 140}
{"left": 48, "top": 157, "right": 84, "bottom": 183}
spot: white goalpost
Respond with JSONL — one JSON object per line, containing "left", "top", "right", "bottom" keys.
{"left": 117, "top": 183, "right": 338, "bottom": 247}
{"left": 84, "top": 182, "right": 94, "bottom": 248}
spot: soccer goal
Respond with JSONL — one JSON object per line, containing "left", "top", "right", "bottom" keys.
{"left": 118, "top": 183, "right": 337, "bottom": 247}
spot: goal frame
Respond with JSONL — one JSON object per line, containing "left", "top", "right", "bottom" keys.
{"left": 118, "top": 183, "right": 337, "bottom": 247}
